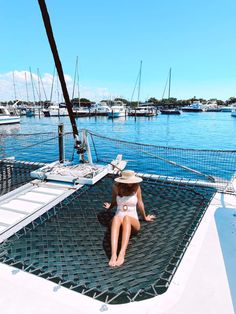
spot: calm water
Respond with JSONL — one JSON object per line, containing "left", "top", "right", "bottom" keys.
{"left": 0, "top": 112, "right": 235, "bottom": 181}
{"left": 0, "top": 111, "right": 235, "bottom": 149}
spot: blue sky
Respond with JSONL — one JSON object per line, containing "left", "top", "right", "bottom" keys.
{"left": 0, "top": 0, "right": 236, "bottom": 101}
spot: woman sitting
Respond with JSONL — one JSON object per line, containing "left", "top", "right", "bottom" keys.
{"left": 103, "top": 170, "right": 156, "bottom": 267}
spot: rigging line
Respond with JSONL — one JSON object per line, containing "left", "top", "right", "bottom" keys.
{"left": 72, "top": 56, "right": 78, "bottom": 100}
{"left": 87, "top": 130, "right": 236, "bottom": 153}
{"left": 38, "top": 0, "right": 79, "bottom": 140}
{"left": 162, "top": 71, "right": 169, "bottom": 100}
{"left": 130, "top": 66, "right": 140, "bottom": 103}
{"left": 131, "top": 147, "right": 216, "bottom": 182}
{"left": 6, "top": 135, "right": 61, "bottom": 152}
{"left": 89, "top": 134, "right": 98, "bottom": 162}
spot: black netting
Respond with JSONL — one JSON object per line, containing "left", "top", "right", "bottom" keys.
{"left": 0, "top": 160, "right": 43, "bottom": 196}
{"left": 0, "top": 176, "right": 215, "bottom": 304}
{"left": 88, "top": 131, "right": 236, "bottom": 190}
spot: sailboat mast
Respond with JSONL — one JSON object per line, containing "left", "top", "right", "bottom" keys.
{"left": 168, "top": 67, "right": 171, "bottom": 99}
{"left": 137, "top": 60, "right": 142, "bottom": 107}
{"left": 38, "top": 0, "right": 79, "bottom": 138}
{"left": 24, "top": 72, "right": 29, "bottom": 103}
{"left": 37, "top": 68, "right": 41, "bottom": 105}
{"left": 72, "top": 56, "right": 78, "bottom": 101}
{"left": 12, "top": 71, "right": 17, "bottom": 100}
{"left": 29, "top": 67, "right": 36, "bottom": 104}
{"left": 49, "top": 66, "right": 55, "bottom": 103}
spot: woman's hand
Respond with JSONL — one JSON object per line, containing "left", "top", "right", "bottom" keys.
{"left": 145, "top": 214, "right": 156, "bottom": 222}
{"left": 103, "top": 202, "right": 111, "bottom": 210}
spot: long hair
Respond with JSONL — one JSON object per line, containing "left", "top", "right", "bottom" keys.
{"left": 117, "top": 183, "right": 139, "bottom": 197}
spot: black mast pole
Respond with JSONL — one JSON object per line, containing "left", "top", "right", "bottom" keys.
{"left": 38, "top": 0, "right": 83, "bottom": 154}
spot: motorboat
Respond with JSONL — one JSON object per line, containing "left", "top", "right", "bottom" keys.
{"left": 43, "top": 104, "right": 69, "bottom": 117}
{"left": 107, "top": 100, "right": 127, "bottom": 118}
{"left": 231, "top": 107, "right": 236, "bottom": 117}
{"left": 129, "top": 105, "right": 157, "bottom": 117}
{"left": 90, "top": 102, "right": 111, "bottom": 116}
{"left": 182, "top": 101, "right": 205, "bottom": 112}
{"left": 160, "top": 108, "right": 181, "bottom": 115}
{"left": 204, "top": 100, "right": 221, "bottom": 112}
{"left": 73, "top": 106, "right": 92, "bottom": 117}
{"left": 0, "top": 106, "right": 20, "bottom": 125}
{"left": 221, "top": 103, "right": 236, "bottom": 112}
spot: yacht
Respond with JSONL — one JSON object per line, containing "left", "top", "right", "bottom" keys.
{"left": 107, "top": 100, "right": 127, "bottom": 118}
{"left": 0, "top": 106, "right": 20, "bottom": 125}
{"left": 43, "top": 104, "right": 69, "bottom": 117}
{"left": 90, "top": 102, "right": 111, "bottom": 116}
{"left": 182, "top": 101, "right": 205, "bottom": 112}
{"left": 129, "top": 105, "right": 157, "bottom": 117}
{"left": 204, "top": 100, "right": 221, "bottom": 112}
{"left": 160, "top": 108, "right": 181, "bottom": 115}
{"left": 231, "top": 107, "right": 236, "bottom": 117}
{"left": 221, "top": 103, "right": 236, "bottom": 112}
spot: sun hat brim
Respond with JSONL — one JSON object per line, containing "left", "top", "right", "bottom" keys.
{"left": 114, "top": 176, "right": 143, "bottom": 184}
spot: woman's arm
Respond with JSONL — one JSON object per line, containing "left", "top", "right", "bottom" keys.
{"left": 137, "top": 186, "right": 155, "bottom": 221}
{"left": 103, "top": 184, "right": 117, "bottom": 210}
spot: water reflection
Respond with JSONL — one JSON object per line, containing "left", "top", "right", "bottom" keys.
{"left": 0, "top": 124, "right": 21, "bottom": 135}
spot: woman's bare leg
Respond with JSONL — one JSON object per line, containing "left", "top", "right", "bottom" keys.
{"left": 109, "top": 215, "right": 122, "bottom": 267}
{"left": 116, "top": 216, "right": 140, "bottom": 266}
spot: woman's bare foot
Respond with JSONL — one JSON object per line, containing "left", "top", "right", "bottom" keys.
{"left": 108, "top": 255, "right": 117, "bottom": 267}
{"left": 116, "top": 252, "right": 125, "bottom": 266}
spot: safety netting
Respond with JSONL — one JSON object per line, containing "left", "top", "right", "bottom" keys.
{"left": 0, "top": 159, "right": 44, "bottom": 196}
{"left": 0, "top": 128, "right": 236, "bottom": 192}
{"left": 87, "top": 131, "right": 236, "bottom": 193}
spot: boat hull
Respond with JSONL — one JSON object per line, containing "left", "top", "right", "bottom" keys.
{"left": 160, "top": 110, "right": 181, "bottom": 115}
{"left": 107, "top": 112, "right": 126, "bottom": 118}
{"left": 0, "top": 116, "right": 20, "bottom": 125}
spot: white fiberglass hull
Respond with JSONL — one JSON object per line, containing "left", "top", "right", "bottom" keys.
{"left": 107, "top": 111, "right": 126, "bottom": 118}
{"left": 0, "top": 115, "right": 20, "bottom": 125}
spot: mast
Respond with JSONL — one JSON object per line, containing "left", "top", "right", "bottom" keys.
{"left": 168, "top": 67, "right": 171, "bottom": 99}
{"left": 38, "top": 0, "right": 79, "bottom": 140}
{"left": 137, "top": 60, "right": 142, "bottom": 107}
{"left": 12, "top": 71, "right": 17, "bottom": 100}
{"left": 24, "top": 72, "right": 29, "bottom": 103}
{"left": 37, "top": 68, "right": 41, "bottom": 105}
{"left": 29, "top": 67, "right": 36, "bottom": 104}
{"left": 49, "top": 66, "right": 55, "bottom": 103}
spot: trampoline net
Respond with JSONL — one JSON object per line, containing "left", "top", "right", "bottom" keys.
{"left": 0, "top": 175, "right": 215, "bottom": 304}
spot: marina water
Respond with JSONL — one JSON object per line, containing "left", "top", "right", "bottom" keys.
{"left": 0, "top": 112, "right": 235, "bottom": 180}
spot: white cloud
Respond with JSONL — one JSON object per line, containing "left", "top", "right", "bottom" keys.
{"left": 0, "top": 70, "right": 111, "bottom": 102}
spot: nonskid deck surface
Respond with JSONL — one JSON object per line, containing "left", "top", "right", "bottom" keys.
{"left": 0, "top": 175, "right": 215, "bottom": 304}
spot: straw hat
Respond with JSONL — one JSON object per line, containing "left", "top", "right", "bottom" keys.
{"left": 114, "top": 170, "right": 143, "bottom": 184}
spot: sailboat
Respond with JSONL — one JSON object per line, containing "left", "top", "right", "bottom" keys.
{"left": 160, "top": 68, "right": 181, "bottom": 115}
{"left": 129, "top": 61, "right": 156, "bottom": 117}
